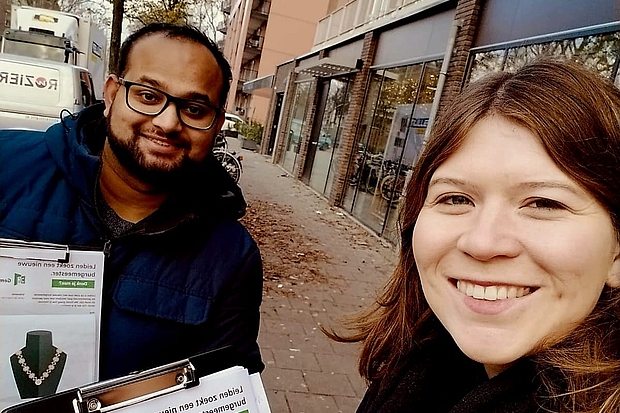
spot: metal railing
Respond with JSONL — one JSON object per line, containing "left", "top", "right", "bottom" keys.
{"left": 217, "top": 20, "right": 227, "bottom": 34}
{"left": 239, "top": 68, "right": 258, "bottom": 82}
{"left": 314, "top": 0, "right": 424, "bottom": 46}
{"left": 252, "top": 0, "right": 271, "bottom": 16}
{"left": 246, "top": 34, "right": 264, "bottom": 50}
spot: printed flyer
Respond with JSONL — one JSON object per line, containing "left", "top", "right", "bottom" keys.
{"left": 0, "top": 239, "right": 104, "bottom": 411}
{"left": 114, "top": 367, "right": 272, "bottom": 413}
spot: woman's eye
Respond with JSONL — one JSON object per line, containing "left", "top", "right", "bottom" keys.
{"left": 526, "top": 198, "right": 564, "bottom": 210}
{"left": 438, "top": 195, "right": 472, "bottom": 206}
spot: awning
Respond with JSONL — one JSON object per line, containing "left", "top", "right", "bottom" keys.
{"left": 295, "top": 57, "right": 362, "bottom": 77}
{"left": 242, "top": 74, "right": 274, "bottom": 93}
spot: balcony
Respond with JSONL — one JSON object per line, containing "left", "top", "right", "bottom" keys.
{"left": 222, "top": 0, "right": 231, "bottom": 14}
{"left": 240, "top": 69, "right": 258, "bottom": 82}
{"left": 246, "top": 0, "right": 270, "bottom": 33}
{"left": 242, "top": 35, "right": 264, "bottom": 62}
{"left": 251, "top": 0, "right": 271, "bottom": 19}
{"left": 217, "top": 20, "right": 227, "bottom": 34}
{"left": 237, "top": 68, "right": 258, "bottom": 90}
{"left": 313, "top": 0, "right": 446, "bottom": 48}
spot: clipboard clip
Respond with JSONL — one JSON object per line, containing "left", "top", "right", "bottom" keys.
{"left": 74, "top": 358, "right": 199, "bottom": 413}
{"left": 0, "top": 238, "right": 71, "bottom": 262}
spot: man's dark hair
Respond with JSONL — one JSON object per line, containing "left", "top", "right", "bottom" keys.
{"left": 116, "top": 23, "right": 232, "bottom": 108}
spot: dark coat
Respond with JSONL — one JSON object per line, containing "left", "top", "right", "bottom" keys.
{"left": 356, "top": 331, "right": 540, "bottom": 413}
{"left": 0, "top": 105, "right": 264, "bottom": 379}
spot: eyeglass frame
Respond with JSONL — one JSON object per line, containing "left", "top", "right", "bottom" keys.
{"left": 114, "top": 76, "right": 223, "bottom": 130}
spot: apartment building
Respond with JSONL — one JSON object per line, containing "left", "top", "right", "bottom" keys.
{"left": 221, "top": 0, "right": 330, "bottom": 123}
{"left": 261, "top": 0, "right": 620, "bottom": 242}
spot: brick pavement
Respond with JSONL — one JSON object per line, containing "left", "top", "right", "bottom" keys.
{"left": 231, "top": 138, "right": 398, "bottom": 413}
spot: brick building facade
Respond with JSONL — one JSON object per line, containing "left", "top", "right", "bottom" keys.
{"left": 260, "top": 0, "right": 620, "bottom": 242}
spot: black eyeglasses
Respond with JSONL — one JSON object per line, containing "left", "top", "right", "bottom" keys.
{"left": 115, "top": 77, "right": 221, "bottom": 130}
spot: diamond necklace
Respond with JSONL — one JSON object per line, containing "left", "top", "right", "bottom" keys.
{"left": 15, "top": 348, "right": 62, "bottom": 386}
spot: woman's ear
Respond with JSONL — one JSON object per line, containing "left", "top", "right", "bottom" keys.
{"left": 605, "top": 244, "right": 620, "bottom": 288}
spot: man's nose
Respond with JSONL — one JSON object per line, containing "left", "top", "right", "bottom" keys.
{"left": 152, "top": 103, "right": 183, "bottom": 133}
{"left": 456, "top": 206, "right": 522, "bottom": 261}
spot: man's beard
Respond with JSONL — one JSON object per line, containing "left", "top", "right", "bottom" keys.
{"left": 106, "top": 115, "right": 201, "bottom": 188}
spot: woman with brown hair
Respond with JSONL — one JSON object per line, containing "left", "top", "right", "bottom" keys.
{"left": 343, "top": 59, "right": 620, "bottom": 412}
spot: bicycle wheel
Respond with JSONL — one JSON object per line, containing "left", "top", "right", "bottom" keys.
{"left": 380, "top": 175, "right": 396, "bottom": 201}
{"left": 219, "top": 152, "right": 242, "bottom": 183}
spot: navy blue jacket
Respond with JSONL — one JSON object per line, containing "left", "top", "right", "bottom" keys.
{"left": 0, "top": 105, "right": 264, "bottom": 379}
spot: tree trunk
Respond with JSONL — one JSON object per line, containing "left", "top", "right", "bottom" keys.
{"left": 109, "top": 0, "right": 125, "bottom": 74}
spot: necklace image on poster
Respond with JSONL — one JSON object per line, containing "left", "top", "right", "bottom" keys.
{"left": 9, "top": 330, "right": 67, "bottom": 399}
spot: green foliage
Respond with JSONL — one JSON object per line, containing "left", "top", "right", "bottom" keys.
{"left": 237, "top": 120, "right": 264, "bottom": 144}
{"left": 125, "top": 0, "right": 190, "bottom": 26}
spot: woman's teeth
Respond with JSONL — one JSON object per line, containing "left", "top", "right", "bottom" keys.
{"left": 456, "top": 280, "right": 532, "bottom": 301}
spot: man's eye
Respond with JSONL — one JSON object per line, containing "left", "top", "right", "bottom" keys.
{"left": 182, "top": 104, "right": 209, "bottom": 118}
{"left": 137, "top": 90, "right": 162, "bottom": 104}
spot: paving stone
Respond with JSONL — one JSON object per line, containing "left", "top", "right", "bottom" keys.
{"left": 264, "top": 389, "right": 289, "bottom": 412}
{"left": 261, "top": 367, "right": 308, "bottom": 393}
{"left": 286, "top": 393, "right": 340, "bottom": 413}
{"left": 303, "top": 370, "right": 357, "bottom": 397}
{"left": 334, "top": 395, "right": 363, "bottom": 412}
{"left": 272, "top": 348, "right": 321, "bottom": 371}
{"left": 315, "top": 353, "right": 360, "bottom": 376}
{"left": 258, "top": 331, "right": 293, "bottom": 350}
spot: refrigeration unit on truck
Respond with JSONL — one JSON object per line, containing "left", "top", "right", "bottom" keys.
{"left": 1, "top": 5, "right": 107, "bottom": 100}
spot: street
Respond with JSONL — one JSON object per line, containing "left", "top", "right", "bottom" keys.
{"left": 231, "top": 137, "right": 398, "bottom": 413}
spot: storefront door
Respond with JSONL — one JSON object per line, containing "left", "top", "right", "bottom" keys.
{"left": 302, "top": 77, "right": 351, "bottom": 196}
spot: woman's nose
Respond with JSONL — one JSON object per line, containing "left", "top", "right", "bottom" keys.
{"left": 456, "top": 206, "right": 522, "bottom": 261}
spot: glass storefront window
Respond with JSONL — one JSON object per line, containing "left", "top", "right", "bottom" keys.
{"left": 343, "top": 71, "right": 384, "bottom": 212}
{"left": 344, "top": 60, "right": 442, "bottom": 239}
{"left": 279, "top": 82, "right": 311, "bottom": 174}
{"left": 382, "top": 60, "right": 441, "bottom": 242}
{"left": 469, "top": 31, "right": 620, "bottom": 83}
{"left": 469, "top": 49, "right": 506, "bottom": 82}
{"left": 311, "top": 78, "right": 351, "bottom": 197}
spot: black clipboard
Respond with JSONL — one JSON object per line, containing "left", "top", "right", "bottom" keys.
{"left": 2, "top": 346, "right": 246, "bottom": 413}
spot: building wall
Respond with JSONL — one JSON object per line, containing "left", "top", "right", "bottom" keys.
{"left": 327, "top": 0, "right": 350, "bottom": 14}
{"left": 246, "top": 0, "right": 330, "bottom": 124}
{"left": 267, "top": 0, "right": 620, "bottom": 240}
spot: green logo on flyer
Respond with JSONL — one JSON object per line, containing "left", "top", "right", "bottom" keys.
{"left": 14, "top": 273, "right": 26, "bottom": 285}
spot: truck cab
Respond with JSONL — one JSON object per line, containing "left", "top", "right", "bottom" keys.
{"left": 0, "top": 53, "right": 97, "bottom": 130}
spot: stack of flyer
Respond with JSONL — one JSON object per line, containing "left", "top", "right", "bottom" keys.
{"left": 115, "top": 366, "right": 271, "bottom": 413}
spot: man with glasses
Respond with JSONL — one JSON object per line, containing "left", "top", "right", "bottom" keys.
{"left": 0, "top": 24, "right": 264, "bottom": 380}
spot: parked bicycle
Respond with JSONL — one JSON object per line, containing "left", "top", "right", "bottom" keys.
{"left": 213, "top": 133, "right": 243, "bottom": 184}
{"left": 379, "top": 160, "right": 409, "bottom": 203}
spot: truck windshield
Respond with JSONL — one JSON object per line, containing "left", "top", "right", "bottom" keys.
{"left": 3, "top": 41, "right": 66, "bottom": 63}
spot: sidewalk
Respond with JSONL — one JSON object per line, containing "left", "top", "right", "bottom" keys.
{"left": 231, "top": 138, "right": 398, "bottom": 413}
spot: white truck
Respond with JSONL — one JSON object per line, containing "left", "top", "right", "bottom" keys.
{"left": 0, "top": 53, "right": 97, "bottom": 130}
{"left": 1, "top": 5, "right": 107, "bottom": 100}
